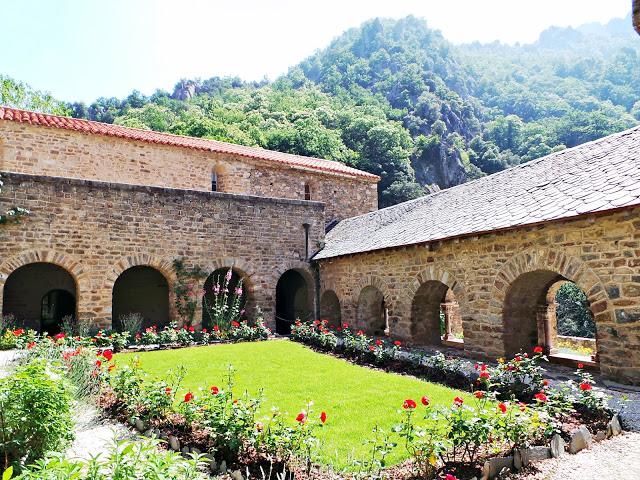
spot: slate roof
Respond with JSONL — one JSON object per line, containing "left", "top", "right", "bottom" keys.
{"left": 315, "top": 125, "right": 640, "bottom": 260}
{"left": 0, "top": 107, "right": 379, "bottom": 182}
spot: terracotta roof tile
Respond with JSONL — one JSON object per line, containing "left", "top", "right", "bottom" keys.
{"left": 315, "top": 125, "right": 640, "bottom": 260}
{"left": 0, "top": 106, "right": 379, "bottom": 182}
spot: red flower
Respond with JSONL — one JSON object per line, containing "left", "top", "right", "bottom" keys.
{"left": 184, "top": 392, "right": 194, "bottom": 403}
{"left": 498, "top": 402, "right": 507, "bottom": 413}
{"left": 519, "top": 402, "right": 527, "bottom": 412}
{"left": 213, "top": 325, "right": 220, "bottom": 332}
{"left": 403, "top": 399, "right": 417, "bottom": 409}
{"left": 342, "top": 322, "right": 349, "bottom": 329}
{"left": 357, "top": 329, "right": 364, "bottom": 336}
{"left": 165, "top": 387, "right": 172, "bottom": 396}
{"left": 369, "top": 345, "right": 375, "bottom": 351}
{"left": 515, "top": 355, "right": 522, "bottom": 362}
{"left": 210, "top": 386, "right": 219, "bottom": 395}
{"left": 533, "top": 346, "right": 543, "bottom": 354}
{"left": 95, "top": 360, "right": 102, "bottom": 368}
{"left": 474, "top": 363, "right": 479, "bottom": 370}
{"left": 201, "top": 328, "right": 208, "bottom": 333}
{"left": 577, "top": 363, "right": 584, "bottom": 369}
{"left": 54, "top": 333, "right": 65, "bottom": 340}
{"left": 108, "top": 364, "right": 116, "bottom": 373}
{"left": 102, "top": 349, "right": 113, "bottom": 361}
{"left": 445, "top": 474, "right": 459, "bottom": 480}
{"left": 13, "top": 328, "right": 24, "bottom": 336}
{"left": 26, "top": 342, "right": 36, "bottom": 349}
{"left": 579, "top": 383, "right": 592, "bottom": 391}
{"left": 231, "top": 321, "right": 240, "bottom": 328}
{"left": 543, "top": 379, "right": 549, "bottom": 387}
{"left": 188, "top": 326, "right": 195, "bottom": 333}
{"left": 320, "top": 411, "right": 327, "bottom": 424}
{"left": 421, "top": 395, "right": 430, "bottom": 406}
{"left": 393, "top": 340, "right": 402, "bottom": 347}
{"left": 453, "top": 396, "right": 464, "bottom": 406}
{"left": 375, "top": 339, "right": 383, "bottom": 346}
{"left": 534, "top": 392, "right": 548, "bottom": 402}
{"left": 474, "top": 391, "right": 484, "bottom": 399}
{"left": 479, "top": 371, "right": 490, "bottom": 379}
{"left": 480, "top": 364, "right": 487, "bottom": 371}
{"left": 296, "top": 412, "right": 306, "bottom": 423}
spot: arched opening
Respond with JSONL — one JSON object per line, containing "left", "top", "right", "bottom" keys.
{"left": 112, "top": 266, "right": 169, "bottom": 331}
{"left": 410, "top": 281, "right": 463, "bottom": 346}
{"left": 357, "top": 286, "right": 387, "bottom": 336}
{"left": 275, "top": 269, "right": 311, "bottom": 335}
{"left": 502, "top": 269, "right": 596, "bottom": 360}
{"left": 2, "top": 262, "right": 76, "bottom": 333}
{"left": 202, "top": 268, "right": 248, "bottom": 330}
{"left": 320, "top": 290, "right": 341, "bottom": 325}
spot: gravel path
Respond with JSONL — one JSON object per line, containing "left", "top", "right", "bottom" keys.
{"left": 512, "top": 432, "right": 640, "bottom": 480}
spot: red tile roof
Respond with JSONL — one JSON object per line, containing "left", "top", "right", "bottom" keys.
{"left": 0, "top": 106, "right": 379, "bottom": 182}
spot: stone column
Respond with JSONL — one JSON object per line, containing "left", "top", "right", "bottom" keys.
{"left": 442, "top": 301, "right": 462, "bottom": 340}
{"left": 536, "top": 303, "right": 558, "bottom": 354}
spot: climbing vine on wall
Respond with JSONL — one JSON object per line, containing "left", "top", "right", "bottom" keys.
{"left": 0, "top": 174, "right": 30, "bottom": 226}
{"left": 172, "top": 258, "right": 207, "bottom": 327}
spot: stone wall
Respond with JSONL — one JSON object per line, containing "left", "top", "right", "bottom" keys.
{"left": 0, "top": 172, "right": 324, "bottom": 330}
{"left": 317, "top": 207, "right": 640, "bottom": 384}
{"left": 0, "top": 121, "right": 378, "bottom": 222}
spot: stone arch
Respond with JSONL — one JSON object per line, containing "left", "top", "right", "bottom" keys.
{"left": 0, "top": 250, "right": 84, "bottom": 328}
{"left": 320, "top": 289, "right": 341, "bottom": 325}
{"left": 275, "top": 265, "right": 315, "bottom": 335}
{"left": 201, "top": 260, "right": 254, "bottom": 329}
{"left": 112, "top": 266, "right": 170, "bottom": 331}
{"left": 491, "top": 249, "right": 609, "bottom": 357}
{"left": 105, "top": 254, "right": 175, "bottom": 289}
{"left": 2, "top": 261, "right": 78, "bottom": 334}
{"left": 352, "top": 275, "right": 393, "bottom": 335}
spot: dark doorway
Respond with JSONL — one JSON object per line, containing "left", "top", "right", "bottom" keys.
{"left": 2, "top": 262, "right": 77, "bottom": 332}
{"left": 41, "top": 289, "right": 76, "bottom": 335}
{"left": 112, "top": 266, "right": 169, "bottom": 331}
{"left": 275, "top": 270, "right": 311, "bottom": 334}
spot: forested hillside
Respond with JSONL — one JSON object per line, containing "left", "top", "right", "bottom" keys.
{"left": 2, "top": 13, "right": 638, "bottom": 207}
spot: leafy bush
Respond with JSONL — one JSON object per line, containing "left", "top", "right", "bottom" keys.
{"left": 0, "top": 360, "right": 74, "bottom": 472}
{"left": 475, "top": 349, "right": 547, "bottom": 401}
{"left": 8, "top": 439, "right": 208, "bottom": 479}
{"left": 118, "top": 312, "right": 144, "bottom": 337}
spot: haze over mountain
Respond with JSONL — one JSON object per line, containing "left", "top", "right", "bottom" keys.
{"left": 2, "top": 12, "right": 638, "bottom": 207}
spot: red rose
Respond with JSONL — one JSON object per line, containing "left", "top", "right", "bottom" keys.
{"left": 54, "top": 333, "right": 65, "bottom": 340}
{"left": 534, "top": 392, "right": 548, "bottom": 402}
{"left": 165, "top": 387, "right": 172, "bottom": 396}
{"left": 188, "top": 326, "right": 195, "bottom": 333}
{"left": 453, "top": 396, "right": 464, "bottom": 406}
{"left": 474, "top": 391, "right": 484, "bottom": 399}
{"left": 479, "top": 371, "right": 490, "bottom": 379}
{"left": 445, "top": 474, "right": 459, "bottom": 480}
{"left": 515, "top": 355, "right": 521, "bottom": 362}
{"left": 421, "top": 395, "right": 430, "bottom": 406}
{"left": 357, "top": 329, "right": 364, "bottom": 336}
{"left": 210, "top": 386, "right": 219, "bottom": 395}
{"left": 26, "top": 342, "right": 36, "bottom": 349}
{"left": 403, "top": 399, "right": 417, "bottom": 409}
{"left": 213, "top": 325, "right": 220, "bottom": 332}
{"left": 342, "top": 322, "right": 349, "bottom": 329}
{"left": 533, "top": 346, "right": 543, "bottom": 354}
{"left": 231, "top": 321, "right": 240, "bottom": 328}
{"left": 543, "top": 379, "right": 549, "bottom": 387}
{"left": 519, "top": 402, "right": 527, "bottom": 412}
{"left": 320, "top": 411, "right": 327, "bottom": 424}
{"left": 393, "top": 340, "right": 402, "bottom": 347}
{"left": 184, "top": 392, "right": 194, "bottom": 402}
{"left": 579, "top": 383, "right": 592, "bottom": 391}
{"left": 13, "top": 328, "right": 24, "bottom": 336}
{"left": 498, "top": 402, "right": 507, "bottom": 413}
{"left": 296, "top": 412, "right": 306, "bottom": 423}
{"left": 95, "top": 360, "right": 102, "bottom": 368}
{"left": 102, "top": 349, "right": 113, "bottom": 361}
{"left": 577, "top": 363, "right": 584, "bottom": 369}
{"left": 375, "top": 339, "right": 383, "bottom": 346}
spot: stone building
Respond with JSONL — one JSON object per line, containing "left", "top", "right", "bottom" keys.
{"left": 0, "top": 107, "right": 379, "bottom": 335}
{"left": 315, "top": 126, "right": 640, "bottom": 384}
{"left": 1, "top": 107, "right": 640, "bottom": 384}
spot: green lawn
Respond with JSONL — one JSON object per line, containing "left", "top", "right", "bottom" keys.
{"left": 117, "top": 341, "right": 472, "bottom": 468}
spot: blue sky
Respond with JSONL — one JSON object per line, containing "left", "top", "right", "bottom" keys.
{"left": 1, "top": 0, "right": 632, "bottom": 103}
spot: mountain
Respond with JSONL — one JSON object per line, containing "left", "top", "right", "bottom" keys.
{"left": 3, "top": 14, "right": 639, "bottom": 207}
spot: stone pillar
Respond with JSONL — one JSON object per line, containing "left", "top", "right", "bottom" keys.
{"left": 442, "top": 301, "right": 462, "bottom": 340}
{"left": 536, "top": 303, "right": 558, "bottom": 354}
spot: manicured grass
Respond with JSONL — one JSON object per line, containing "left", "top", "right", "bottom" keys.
{"left": 117, "top": 341, "right": 472, "bottom": 468}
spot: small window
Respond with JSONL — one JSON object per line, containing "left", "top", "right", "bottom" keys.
{"left": 211, "top": 171, "right": 218, "bottom": 192}
{"left": 304, "top": 183, "right": 311, "bottom": 200}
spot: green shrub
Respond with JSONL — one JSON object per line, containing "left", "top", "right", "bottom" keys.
{"left": 0, "top": 360, "right": 74, "bottom": 472}
{"left": 8, "top": 439, "right": 208, "bottom": 479}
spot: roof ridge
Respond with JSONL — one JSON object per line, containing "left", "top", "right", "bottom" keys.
{"left": 0, "top": 106, "right": 380, "bottom": 182}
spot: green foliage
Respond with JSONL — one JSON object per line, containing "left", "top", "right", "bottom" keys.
{"left": 171, "top": 258, "right": 207, "bottom": 327}
{"left": 0, "top": 75, "right": 69, "bottom": 115}
{"left": 10, "top": 439, "right": 208, "bottom": 479}
{"left": 556, "top": 283, "right": 596, "bottom": 338}
{"left": 0, "top": 360, "right": 74, "bottom": 472}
